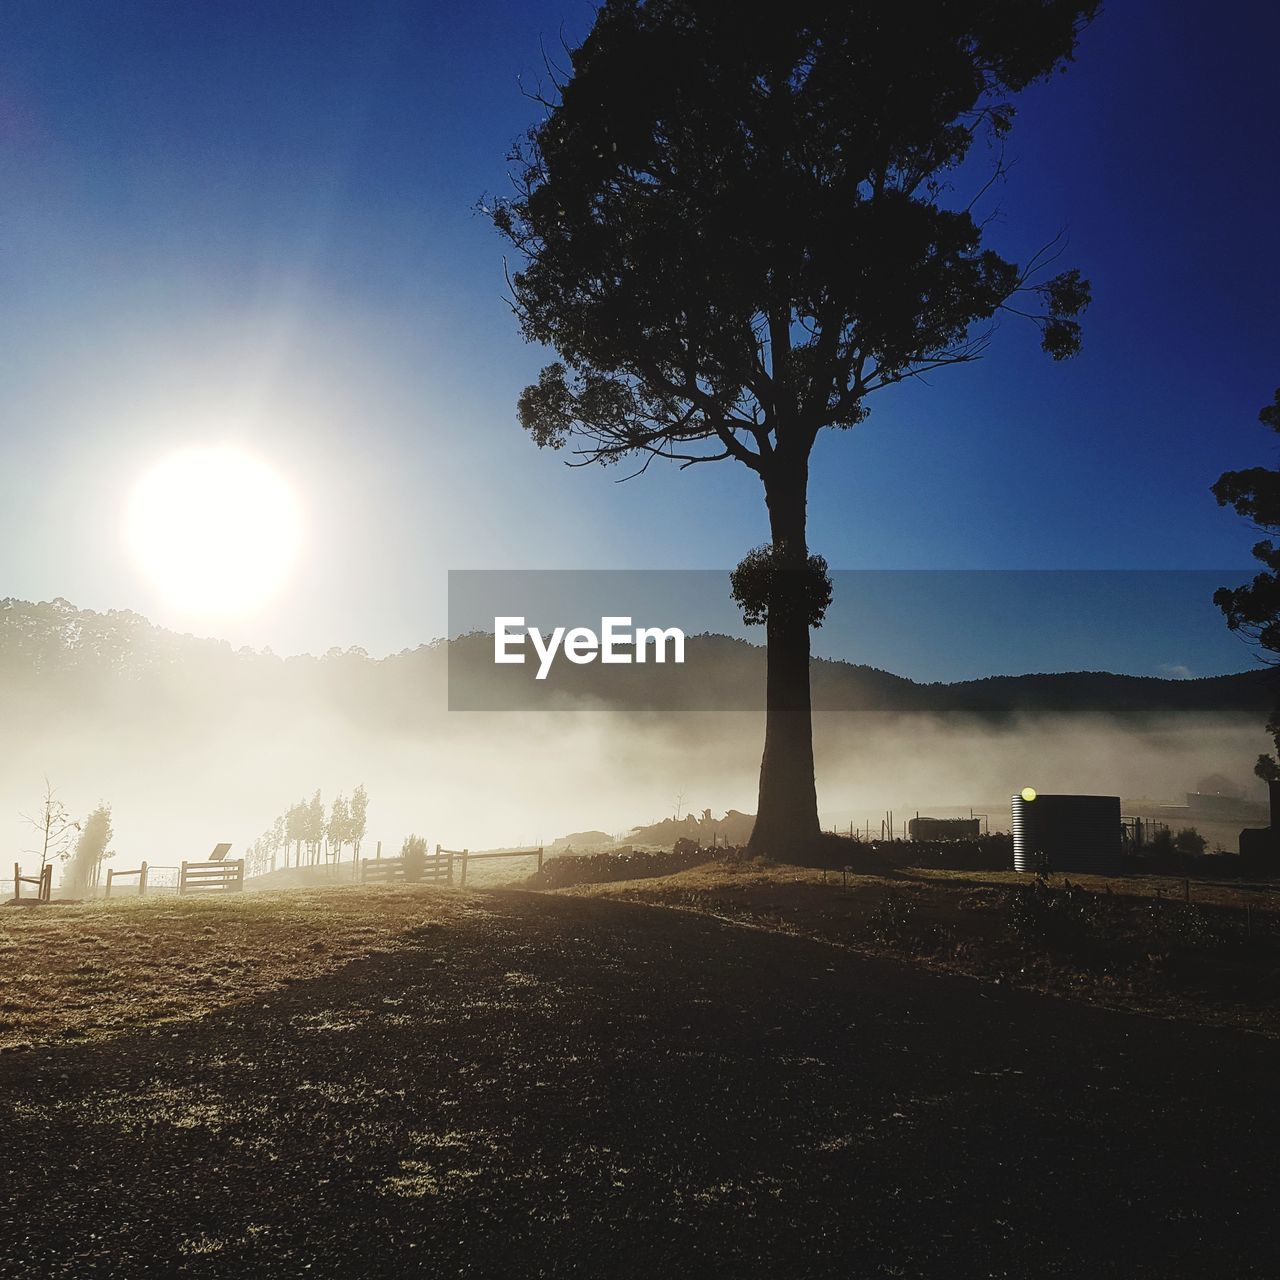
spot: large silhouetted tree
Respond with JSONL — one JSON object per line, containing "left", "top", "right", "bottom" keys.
{"left": 491, "top": 0, "right": 1094, "bottom": 857}
{"left": 1213, "top": 389, "right": 1280, "bottom": 780}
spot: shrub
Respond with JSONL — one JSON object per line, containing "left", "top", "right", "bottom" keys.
{"left": 401, "top": 834, "right": 428, "bottom": 882}
{"left": 525, "top": 842, "right": 747, "bottom": 891}
{"left": 1152, "top": 901, "right": 1223, "bottom": 951}
{"left": 804, "top": 834, "right": 1013, "bottom": 873}
{"left": 1006, "top": 879, "right": 1099, "bottom": 953}
{"left": 868, "top": 893, "right": 918, "bottom": 946}
{"left": 867, "top": 892, "right": 945, "bottom": 953}
{"left": 1172, "top": 827, "right": 1208, "bottom": 857}
{"left": 1148, "top": 827, "right": 1208, "bottom": 858}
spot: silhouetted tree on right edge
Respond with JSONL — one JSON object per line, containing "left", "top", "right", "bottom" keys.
{"left": 1213, "top": 388, "right": 1280, "bottom": 780}
{"left": 490, "top": 0, "right": 1095, "bottom": 859}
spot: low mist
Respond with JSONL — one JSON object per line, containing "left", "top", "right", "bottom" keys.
{"left": 1, "top": 600, "right": 1270, "bottom": 876}
{"left": 1, "top": 702, "right": 1268, "bottom": 874}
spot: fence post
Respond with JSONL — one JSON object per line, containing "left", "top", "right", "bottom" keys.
{"left": 106, "top": 869, "right": 114, "bottom": 899}
{"left": 12, "top": 862, "right": 18, "bottom": 903}
{"left": 460, "top": 849, "right": 469, "bottom": 887}
{"left": 139, "top": 862, "right": 148, "bottom": 896}
{"left": 41, "top": 865, "right": 52, "bottom": 902}
{"left": 537, "top": 847, "right": 544, "bottom": 873}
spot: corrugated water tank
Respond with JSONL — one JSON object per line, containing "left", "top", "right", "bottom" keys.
{"left": 1011, "top": 792, "right": 1123, "bottom": 874}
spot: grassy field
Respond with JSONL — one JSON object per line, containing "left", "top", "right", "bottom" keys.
{"left": 0, "top": 886, "right": 464, "bottom": 1051}
{"left": 564, "top": 859, "right": 1280, "bottom": 1037}
{"left": 5, "top": 857, "right": 1279, "bottom": 1055}
{"left": 4, "top": 883, "right": 1280, "bottom": 1277}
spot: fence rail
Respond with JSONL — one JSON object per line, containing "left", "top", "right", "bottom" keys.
{"left": 105, "top": 863, "right": 149, "bottom": 898}
{"left": 361, "top": 850, "right": 454, "bottom": 885}
{"left": 11, "top": 863, "right": 51, "bottom": 904}
{"left": 447, "top": 845, "right": 543, "bottom": 887}
{"left": 6, "top": 842, "right": 546, "bottom": 904}
{"left": 360, "top": 857, "right": 406, "bottom": 884}
{"left": 179, "top": 860, "right": 245, "bottom": 895}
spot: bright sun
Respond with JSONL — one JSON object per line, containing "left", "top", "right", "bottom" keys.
{"left": 126, "top": 446, "right": 303, "bottom": 618}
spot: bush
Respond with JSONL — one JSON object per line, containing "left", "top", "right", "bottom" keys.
{"left": 1006, "top": 878, "right": 1099, "bottom": 953}
{"left": 1151, "top": 901, "right": 1223, "bottom": 950}
{"left": 867, "top": 892, "right": 945, "bottom": 953}
{"left": 1172, "top": 827, "right": 1208, "bottom": 857}
{"left": 401, "top": 834, "right": 428, "bottom": 882}
{"left": 526, "top": 843, "right": 732, "bottom": 890}
{"left": 1148, "top": 827, "right": 1207, "bottom": 858}
{"left": 798, "top": 833, "right": 1013, "bottom": 874}
{"left": 868, "top": 893, "right": 918, "bottom": 946}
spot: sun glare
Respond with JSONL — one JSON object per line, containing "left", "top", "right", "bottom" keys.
{"left": 126, "top": 446, "right": 303, "bottom": 618}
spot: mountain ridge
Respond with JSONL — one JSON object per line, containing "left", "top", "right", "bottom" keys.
{"left": 1, "top": 596, "right": 1272, "bottom": 719}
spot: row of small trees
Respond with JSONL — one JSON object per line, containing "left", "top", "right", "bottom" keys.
{"left": 245, "top": 785, "right": 369, "bottom": 876}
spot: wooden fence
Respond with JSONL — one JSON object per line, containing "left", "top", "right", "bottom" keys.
{"left": 360, "top": 857, "right": 406, "bottom": 884}
{"left": 361, "top": 849, "right": 454, "bottom": 885}
{"left": 178, "top": 859, "right": 245, "bottom": 895}
{"left": 450, "top": 845, "right": 543, "bottom": 887}
{"left": 11, "top": 863, "right": 52, "bottom": 904}
{"left": 105, "top": 863, "right": 148, "bottom": 898}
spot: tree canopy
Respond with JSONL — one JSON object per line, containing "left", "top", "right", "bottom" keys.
{"left": 493, "top": 0, "right": 1095, "bottom": 479}
{"left": 1213, "top": 388, "right": 1280, "bottom": 778}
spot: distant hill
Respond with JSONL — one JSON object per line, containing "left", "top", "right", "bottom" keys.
{"left": 1, "top": 597, "right": 1273, "bottom": 723}
{"left": 448, "top": 628, "right": 1276, "bottom": 718}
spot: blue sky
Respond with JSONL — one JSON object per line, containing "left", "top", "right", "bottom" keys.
{"left": 1, "top": 1, "right": 1277, "bottom": 678}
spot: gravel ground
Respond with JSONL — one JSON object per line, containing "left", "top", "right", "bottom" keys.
{"left": 1, "top": 889, "right": 1277, "bottom": 1278}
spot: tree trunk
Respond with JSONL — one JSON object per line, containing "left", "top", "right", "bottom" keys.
{"left": 747, "top": 454, "right": 822, "bottom": 860}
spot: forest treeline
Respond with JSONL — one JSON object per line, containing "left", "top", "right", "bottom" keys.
{"left": 1, "top": 597, "right": 1271, "bottom": 723}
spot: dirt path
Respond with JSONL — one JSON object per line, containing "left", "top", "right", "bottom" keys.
{"left": 2, "top": 889, "right": 1276, "bottom": 1278}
